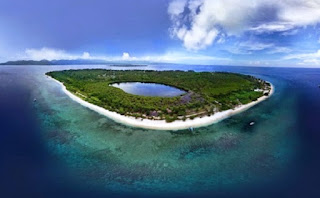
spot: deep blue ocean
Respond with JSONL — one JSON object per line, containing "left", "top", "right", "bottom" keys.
{"left": 0, "top": 65, "right": 320, "bottom": 198}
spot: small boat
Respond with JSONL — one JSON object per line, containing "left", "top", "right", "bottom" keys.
{"left": 249, "top": 121, "right": 255, "bottom": 126}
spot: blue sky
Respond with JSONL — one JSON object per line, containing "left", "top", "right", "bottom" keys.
{"left": 1, "top": 0, "right": 320, "bottom": 67}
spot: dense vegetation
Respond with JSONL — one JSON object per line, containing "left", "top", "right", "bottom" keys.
{"left": 47, "top": 69, "right": 271, "bottom": 122}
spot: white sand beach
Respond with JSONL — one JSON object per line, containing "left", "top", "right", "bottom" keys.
{"left": 48, "top": 76, "right": 274, "bottom": 131}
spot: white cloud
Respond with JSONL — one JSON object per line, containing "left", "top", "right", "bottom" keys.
{"left": 82, "top": 52, "right": 91, "bottom": 59}
{"left": 23, "top": 47, "right": 92, "bottom": 61}
{"left": 25, "top": 48, "right": 71, "bottom": 60}
{"left": 249, "top": 22, "right": 295, "bottom": 34}
{"left": 216, "top": 35, "right": 225, "bottom": 44}
{"left": 281, "top": 29, "right": 299, "bottom": 36}
{"left": 228, "top": 41, "right": 275, "bottom": 54}
{"left": 267, "top": 47, "right": 292, "bottom": 54}
{"left": 168, "top": 0, "right": 320, "bottom": 50}
{"left": 122, "top": 52, "right": 130, "bottom": 60}
{"left": 301, "top": 58, "right": 320, "bottom": 65}
{"left": 284, "top": 49, "right": 320, "bottom": 60}
{"left": 239, "top": 41, "right": 274, "bottom": 51}
{"left": 284, "top": 49, "right": 320, "bottom": 65}
{"left": 168, "top": 0, "right": 187, "bottom": 17}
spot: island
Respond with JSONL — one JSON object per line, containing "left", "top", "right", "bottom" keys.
{"left": 46, "top": 69, "right": 273, "bottom": 130}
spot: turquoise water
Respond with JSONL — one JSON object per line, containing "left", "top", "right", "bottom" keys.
{"left": 1, "top": 64, "right": 312, "bottom": 197}
{"left": 110, "top": 82, "right": 186, "bottom": 97}
{"left": 35, "top": 65, "right": 298, "bottom": 193}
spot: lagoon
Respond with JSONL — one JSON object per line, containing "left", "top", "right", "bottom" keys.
{"left": 110, "top": 82, "right": 186, "bottom": 97}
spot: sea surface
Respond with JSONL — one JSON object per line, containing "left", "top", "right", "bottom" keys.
{"left": 0, "top": 64, "right": 320, "bottom": 198}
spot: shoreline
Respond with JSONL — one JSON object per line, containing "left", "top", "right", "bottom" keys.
{"left": 48, "top": 75, "right": 274, "bottom": 131}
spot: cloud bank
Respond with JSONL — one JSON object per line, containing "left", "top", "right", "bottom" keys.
{"left": 284, "top": 49, "right": 320, "bottom": 65}
{"left": 24, "top": 47, "right": 92, "bottom": 61}
{"left": 168, "top": 0, "right": 320, "bottom": 50}
{"left": 18, "top": 47, "right": 229, "bottom": 65}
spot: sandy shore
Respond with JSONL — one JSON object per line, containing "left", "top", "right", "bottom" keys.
{"left": 48, "top": 76, "right": 274, "bottom": 131}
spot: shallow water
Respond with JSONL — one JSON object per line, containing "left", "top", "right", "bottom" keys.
{"left": 0, "top": 65, "right": 320, "bottom": 197}
{"left": 110, "top": 82, "right": 186, "bottom": 97}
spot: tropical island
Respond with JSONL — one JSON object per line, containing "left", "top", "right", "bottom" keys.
{"left": 46, "top": 69, "right": 273, "bottom": 130}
